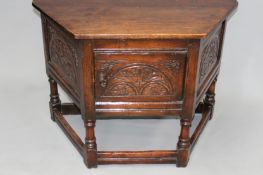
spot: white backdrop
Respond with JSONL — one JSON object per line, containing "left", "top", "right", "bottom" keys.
{"left": 0, "top": 0, "right": 263, "bottom": 175}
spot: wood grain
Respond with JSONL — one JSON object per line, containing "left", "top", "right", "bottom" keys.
{"left": 34, "top": 0, "right": 238, "bottom": 168}
{"left": 33, "top": 0, "right": 237, "bottom": 39}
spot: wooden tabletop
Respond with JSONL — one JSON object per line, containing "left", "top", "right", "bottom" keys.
{"left": 33, "top": 0, "right": 238, "bottom": 39}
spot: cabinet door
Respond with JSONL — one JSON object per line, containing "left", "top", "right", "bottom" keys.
{"left": 94, "top": 49, "right": 187, "bottom": 103}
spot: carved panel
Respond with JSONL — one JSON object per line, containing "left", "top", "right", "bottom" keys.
{"left": 102, "top": 64, "right": 173, "bottom": 96}
{"left": 199, "top": 32, "right": 220, "bottom": 84}
{"left": 47, "top": 22, "right": 80, "bottom": 97}
{"left": 94, "top": 49, "right": 188, "bottom": 99}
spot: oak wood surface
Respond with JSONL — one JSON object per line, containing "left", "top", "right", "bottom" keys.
{"left": 33, "top": 0, "right": 237, "bottom": 39}
{"left": 33, "top": 0, "right": 238, "bottom": 168}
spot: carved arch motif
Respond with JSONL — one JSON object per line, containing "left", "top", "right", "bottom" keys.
{"left": 199, "top": 33, "right": 220, "bottom": 83}
{"left": 101, "top": 64, "right": 174, "bottom": 96}
{"left": 48, "top": 25, "right": 80, "bottom": 94}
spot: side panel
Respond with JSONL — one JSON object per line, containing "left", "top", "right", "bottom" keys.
{"left": 41, "top": 15, "right": 82, "bottom": 106}
{"left": 196, "top": 23, "right": 225, "bottom": 105}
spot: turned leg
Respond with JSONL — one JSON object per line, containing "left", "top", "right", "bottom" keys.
{"left": 84, "top": 120, "right": 97, "bottom": 168}
{"left": 204, "top": 78, "right": 217, "bottom": 120}
{"left": 177, "top": 119, "right": 191, "bottom": 167}
{"left": 48, "top": 76, "right": 61, "bottom": 121}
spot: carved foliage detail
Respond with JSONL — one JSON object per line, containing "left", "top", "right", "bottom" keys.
{"left": 99, "top": 61, "right": 118, "bottom": 88}
{"left": 199, "top": 33, "right": 220, "bottom": 83}
{"left": 162, "top": 59, "right": 180, "bottom": 73}
{"left": 48, "top": 25, "right": 80, "bottom": 93}
{"left": 100, "top": 64, "right": 174, "bottom": 96}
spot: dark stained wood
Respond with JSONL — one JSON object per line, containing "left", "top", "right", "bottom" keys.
{"left": 33, "top": 0, "right": 237, "bottom": 39}
{"left": 79, "top": 41, "right": 98, "bottom": 168}
{"left": 84, "top": 120, "right": 97, "bottom": 168}
{"left": 195, "top": 102, "right": 204, "bottom": 114}
{"left": 182, "top": 40, "right": 200, "bottom": 120}
{"left": 177, "top": 119, "right": 191, "bottom": 167}
{"left": 94, "top": 48, "right": 187, "bottom": 117}
{"left": 98, "top": 150, "right": 177, "bottom": 159}
{"left": 195, "top": 23, "right": 225, "bottom": 106}
{"left": 48, "top": 76, "right": 61, "bottom": 121}
{"left": 204, "top": 77, "right": 217, "bottom": 120}
{"left": 61, "top": 103, "right": 81, "bottom": 115}
{"left": 42, "top": 16, "right": 81, "bottom": 107}
{"left": 33, "top": 0, "right": 237, "bottom": 169}
{"left": 97, "top": 157, "right": 177, "bottom": 164}
{"left": 94, "top": 49, "right": 187, "bottom": 99}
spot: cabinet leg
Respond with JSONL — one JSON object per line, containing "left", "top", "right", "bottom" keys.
{"left": 204, "top": 78, "right": 217, "bottom": 120}
{"left": 48, "top": 76, "right": 61, "bottom": 121}
{"left": 84, "top": 120, "right": 97, "bottom": 168}
{"left": 177, "top": 119, "right": 191, "bottom": 167}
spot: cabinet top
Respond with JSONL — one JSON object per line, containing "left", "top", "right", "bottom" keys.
{"left": 33, "top": 0, "right": 237, "bottom": 39}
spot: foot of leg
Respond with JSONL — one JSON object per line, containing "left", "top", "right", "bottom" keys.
{"left": 48, "top": 76, "right": 61, "bottom": 121}
{"left": 177, "top": 119, "right": 191, "bottom": 167}
{"left": 84, "top": 120, "right": 97, "bottom": 168}
{"left": 204, "top": 78, "right": 217, "bottom": 120}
